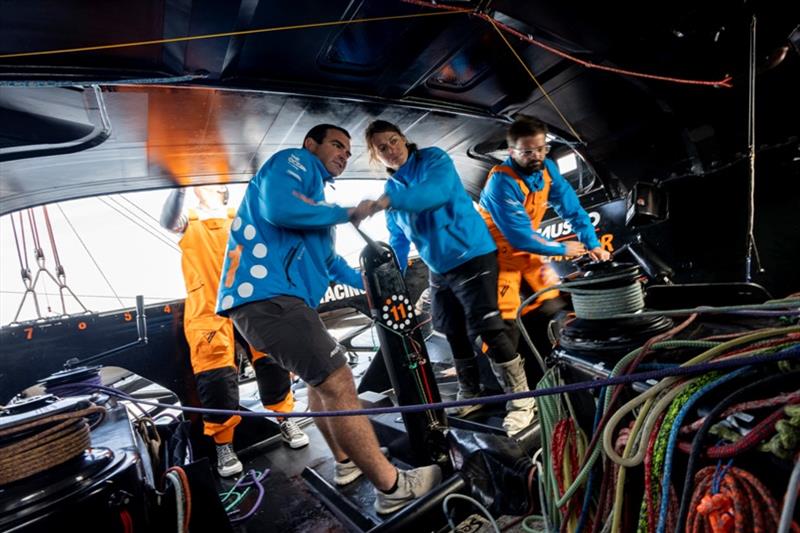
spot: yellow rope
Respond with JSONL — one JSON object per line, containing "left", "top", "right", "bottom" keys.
{"left": 0, "top": 10, "right": 468, "bottom": 60}
{"left": 486, "top": 18, "right": 584, "bottom": 144}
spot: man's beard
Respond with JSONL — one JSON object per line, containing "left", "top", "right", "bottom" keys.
{"left": 519, "top": 160, "right": 543, "bottom": 173}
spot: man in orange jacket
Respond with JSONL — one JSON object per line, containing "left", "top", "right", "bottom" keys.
{"left": 161, "top": 185, "right": 308, "bottom": 477}
{"left": 465, "top": 117, "right": 611, "bottom": 431}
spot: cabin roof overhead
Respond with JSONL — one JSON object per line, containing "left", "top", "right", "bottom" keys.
{"left": 1, "top": 0, "right": 797, "bottom": 211}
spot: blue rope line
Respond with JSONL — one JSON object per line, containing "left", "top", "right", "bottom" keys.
{"left": 84, "top": 344, "right": 799, "bottom": 420}
{"left": 654, "top": 368, "right": 749, "bottom": 533}
{"left": 712, "top": 459, "right": 733, "bottom": 494}
{"left": 575, "top": 386, "right": 606, "bottom": 533}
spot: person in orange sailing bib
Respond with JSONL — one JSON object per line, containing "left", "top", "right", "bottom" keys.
{"left": 161, "top": 185, "right": 309, "bottom": 478}
{"left": 478, "top": 116, "right": 611, "bottom": 370}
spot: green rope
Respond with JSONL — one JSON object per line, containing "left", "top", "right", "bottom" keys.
{"left": 221, "top": 487, "right": 251, "bottom": 511}
{"left": 635, "top": 374, "right": 716, "bottom": 532}
{"left": 760, "top": 404, "right": 800, "bottom": 459}
{"left": 552, "top": 340, "right": 720, "bottom": 509}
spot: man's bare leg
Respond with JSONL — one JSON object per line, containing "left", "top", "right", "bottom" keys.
{"left": 312, "top": 365, "right": 397, "bottom": 491}
{"left": 307, "top": 386, "right": 347, "bottom": 462}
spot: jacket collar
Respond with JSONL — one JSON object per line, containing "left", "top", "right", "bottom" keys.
{"left": 392, "top": 148, "right": 419, "bottom": 182}
{"left": 302, "top": 147, "right": 336, "bottom": 184}
{"left": 504, "top": 156, "right": 546, "bottom": 191}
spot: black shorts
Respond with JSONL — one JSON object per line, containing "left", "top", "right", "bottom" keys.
{"left": 229, "top": 296, "right": 347, "bottom": 387}
{"left": 429, "top": 252, "right": 505, "bottom": 339}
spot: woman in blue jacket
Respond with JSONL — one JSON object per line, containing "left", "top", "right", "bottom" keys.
{"left": 365, "top": 120, "right": 535, "bottom": 436}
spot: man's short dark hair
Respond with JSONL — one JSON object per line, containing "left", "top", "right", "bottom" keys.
{"left": 507, "top": 116, "right": 548, "bottom": 146}
{"left": 304, "top": 124, "right": 351, "bottom": 145}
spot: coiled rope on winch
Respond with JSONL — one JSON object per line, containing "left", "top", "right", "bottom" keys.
{"left": 0, "top": 403, "right": 106, "bottom": 484}
{"left": 570, "top": 282, "right": 645, "bottom": 320}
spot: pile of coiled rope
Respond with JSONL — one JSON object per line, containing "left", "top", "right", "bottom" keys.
{"left": 0, "top": 402, "right": 106, "bottom": 484}
{"left": 520, "top": 276, "right": 800, "bottom": 533}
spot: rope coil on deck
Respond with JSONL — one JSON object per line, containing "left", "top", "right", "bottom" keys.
{"left": 0, "top": 404, "right": 106, "bottom": 484}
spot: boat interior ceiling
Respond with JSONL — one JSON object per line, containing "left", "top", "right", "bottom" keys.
{"left": 1, "top": 0, "right": 797, "bottom": 214}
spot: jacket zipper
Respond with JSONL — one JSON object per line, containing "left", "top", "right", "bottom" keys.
{"left": 283, "top": 244, "right": 300, "bottom": 287}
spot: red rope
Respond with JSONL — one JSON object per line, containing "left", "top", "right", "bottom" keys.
{"left": 401, "top": 0, "right": 733, "bottom": 88}
{"left": 678, "top": 396, "right": 800, "bottom": 457}
{"left": 552, "top": 418, "right": 583, "bottom": 526}
{"left": 590, "top": 459, "right": 613, "bottom": 533}
{"left": 119, "top": 508, "right": 133, "bottom": 533}
{"left": 559, "top": 314, "right": 700, "bottom": 529}
{"left": 404, "top": 331, "right": 437, "bottom": 403}
{"left": 681, "top": 390, "right": 800, "bottom": 435}
{"left": 42, "top": 206, "right": 63, "bottom": 272}
{"left": 417, "top": 357, "right": 436, "bottom": 402}
{"left": 165, "top": 466, "right": 192, "bottom": 533}
{"left": 715, "top": 335, "right": 800, "bottom": 361}
{"left": 552, "top": 419, "right": 570, "bottom": 494}
{"left": 688, "top": 466, "right": 796, "bottom": 533}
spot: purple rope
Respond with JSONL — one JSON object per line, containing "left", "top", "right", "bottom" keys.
{"left": 45, "top": 374, "right": 103, "bottom": 397}
{"left": 228, "top": 469, "right": 270, "bottom": 524}
{"left": 82, "top": 344, "right": 798, "bottom": 419}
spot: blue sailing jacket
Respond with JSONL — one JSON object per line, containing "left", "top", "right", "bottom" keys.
{"left": 216, "top": 148, "right": 363, "bottom": 314}
{"left": 384, "top": 147, "right": 496, "bottom": 274}
{"left": 478, "top": 157, "right": 600, "bottom": 254}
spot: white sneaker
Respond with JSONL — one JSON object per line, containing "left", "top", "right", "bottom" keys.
{"left": 279, "top": 419, "right": 310, "bottom": 449}
{"left": 334, "top": 459, "right": 364, "bottom": 486}
{"left": 374, "top": 465, "right": 443, "bottom": 514}
{"left": 333, "top": 447, "right": 390, "bottom": 486}
{"left": 216, "top": 443, "right": 243, "bottom": 477}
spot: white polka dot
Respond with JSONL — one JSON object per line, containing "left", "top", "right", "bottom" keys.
{"left": 408, "top": 311, "right": 414, "bottom": 318}
{"left": 237, "top": 283, "right": 254, "bottom": 298}
{"left": 232, "top": 217, "right": 242, "bottom": 231}
{"left": 252, "top": 243, "right": 268, "bottom": 258}
{"left": 221, "top": 295, "right": 235, "bottom": 310}
{"left": 392, "top": 324, "right": 398, "bottom": 330}
{"left": 391, "top": 295, "right": 397, "bottom": 301}
{"left": 243, "top": 225, "right": 256, "bottom": 240}
{"left": 382, "top": 305, "right": 389, "bottom": 311}
{"left": 405, "top": 319, "right": 411, "bottom": 325}
{"left": 250, "top": 265, "right": 267, "bottom": 279}
{"left": 382, "top": 313, "right": 389, "bottom": 319}
{"left": 399, "top": 324, "right": 405, "bottom": 329}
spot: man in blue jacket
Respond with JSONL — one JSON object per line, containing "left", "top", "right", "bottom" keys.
{"left": 479, "top": 116, "right": 610, "bottom": 371}
{"left": 217, "top": 124, "right": 441, "bottom": 514}
{"left": 365, "top": 119, "right": 534, "bottom": 437}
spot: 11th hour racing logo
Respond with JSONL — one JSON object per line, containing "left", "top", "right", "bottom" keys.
{"left": 320, "top": 284, "right": 366, "bottom": 304}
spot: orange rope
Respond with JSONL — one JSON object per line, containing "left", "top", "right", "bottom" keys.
{"left": 0, "top": 10, "right": 468, "bottom": 60}
{"left": 485, "top": 15, "right": 733, "bottom": 89}
{"left": 165, "top": 466, "right": 192, "bottom": 533}
{"left": 485, "top": 17, "right": 583, "bottom": 143}
{"left": 402, "top": 0, "right": 733, "bottom": 89}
